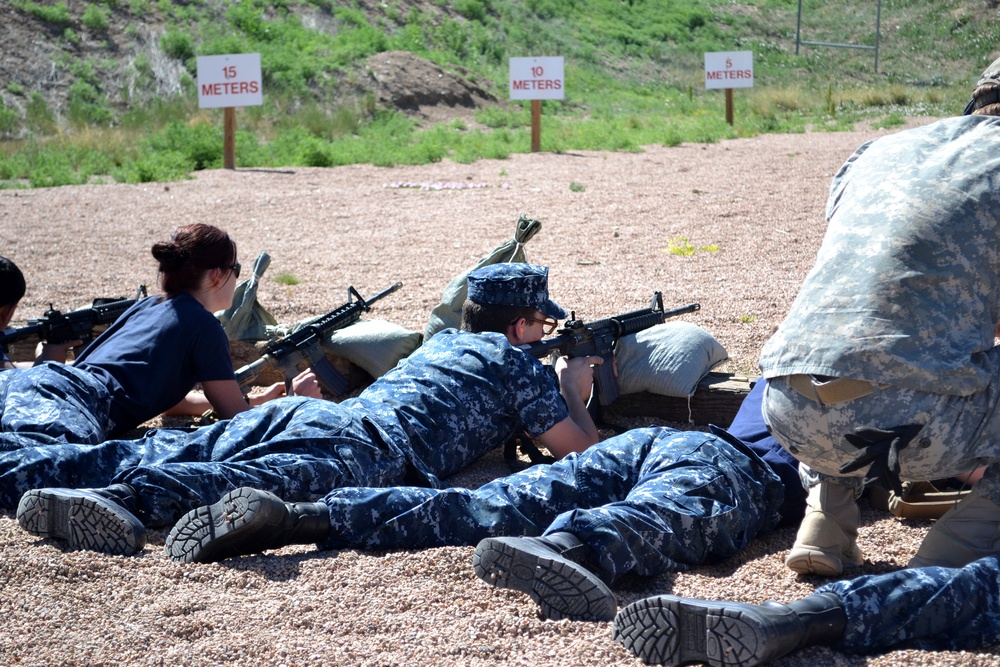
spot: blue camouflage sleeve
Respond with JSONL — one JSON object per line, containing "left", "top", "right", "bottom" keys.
{"left": 507, "top": 350, "right": 569, "bottom": 437}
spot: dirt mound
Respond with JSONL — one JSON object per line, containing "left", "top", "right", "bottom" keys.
{"left": 363, "top": 51, "right": 499, "bottom": 123}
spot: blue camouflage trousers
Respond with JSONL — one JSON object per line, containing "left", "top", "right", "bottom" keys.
{"left": 820, "top": 556, "right": 1000, "bottom": 652}
{"left": 0, "top": 397, "right": 409, "bottom": 528}
{"left": 319, "top": 427, "right": 785, "bottom": 583}
{"left": 0, "top": 362, "right": 112, "bottom": 449}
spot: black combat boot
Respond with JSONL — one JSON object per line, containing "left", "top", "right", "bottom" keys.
{"left": 16, "top": 483, "right": 146, "bottom": 557}
{"left": 473, "top": 531, "right": 617, "bottom": 622}
{"left": 165, "top": 487, "right": 330, "bottom": 564}
{"left": 613, "top": 591, "right": 847, "bottom": 666}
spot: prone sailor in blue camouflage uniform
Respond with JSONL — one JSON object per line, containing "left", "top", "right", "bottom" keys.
{"left": 13, "top": 263, "right": 602, "bottom": 557}
{"left": 756, "top": 55, "right": 1000, "bottom": 577}
{"left": 614, "top": 555, "right": 1000, "bottom": 667}
{"left": 160, "top": 378, "right": 803, "bottom": 626}
{"left": 0, "top": 256, "right": 27, "bottom": 370}
{"left": 611, "top": 56, "right": 1000, "bottom": 667}
{"left": 0, "top": 255, "right": 86, "bottom": 369}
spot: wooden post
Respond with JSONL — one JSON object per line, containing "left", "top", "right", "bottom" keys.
{"left": 725, "top": 89, "right": 734, "bottom": 126}
{"left": 224, "top": 107, "right": 236, "bottom": 169}
{"left": 531, "top": 99, "right": 541, "bottom": 152}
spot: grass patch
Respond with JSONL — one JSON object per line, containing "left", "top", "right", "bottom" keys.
{"left": 274, "top": 271, "right": 300, "bottom": 286}
{"left": 663, "top": 237, "right": 719, "bottom": 257}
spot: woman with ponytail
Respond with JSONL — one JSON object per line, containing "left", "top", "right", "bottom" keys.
{"left": 0, "top": 223, "right": 317, "bottom": 449}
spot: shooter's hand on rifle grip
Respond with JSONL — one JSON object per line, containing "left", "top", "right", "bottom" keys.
{"left": 554, "top": 355, "right": 603, "bottom": 404}
{"left": 33, "top": 339, "right": 84, "bottom": 365}
{"left": 289, "top": 369, "right": 321, "bottom": 398}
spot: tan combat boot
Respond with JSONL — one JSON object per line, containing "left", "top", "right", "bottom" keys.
{"left": 908, "top": 491, "right": 1000, "bottom": 568}
{"left": 785, "top": 480, "right": 864, "bottom": 575}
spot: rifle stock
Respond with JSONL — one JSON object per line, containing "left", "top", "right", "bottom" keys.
{"left": 235, "top": 281, "right": 403, "bottom": 397}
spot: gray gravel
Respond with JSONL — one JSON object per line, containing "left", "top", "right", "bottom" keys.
{"left": 2, "top": 120, "right": 998, "bottom": 666}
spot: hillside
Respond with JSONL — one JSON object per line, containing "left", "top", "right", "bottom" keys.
{"left": 0, "top": 0, "right": 997, "bottom": 186}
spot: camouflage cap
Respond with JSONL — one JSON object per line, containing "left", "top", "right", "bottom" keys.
{"left": 467, "top": 262, "right": 568, "bottom": 320}
{"left": 965, "top": 55, "right": 1000, "bottom": 115}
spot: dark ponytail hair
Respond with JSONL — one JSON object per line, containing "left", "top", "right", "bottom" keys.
{"left": 0, "top": 256, "right": 26, "bottom": 308}
{"left": 151, "top": 224, "right": 237, "bottom": 297}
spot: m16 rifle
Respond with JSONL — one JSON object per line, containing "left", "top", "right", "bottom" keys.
{"left": 0, "top": 285, "right": 148, "bottom": 350}
{"left": 507, "top": 294, "right": 700, "bottom": 467}
{"left": 235, "top": 282, "right": 402, "bottom": 397}
{"left": 519, "top": 293, "right": 700, "bottom": 408}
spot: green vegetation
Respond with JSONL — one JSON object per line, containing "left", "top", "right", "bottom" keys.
{"left": 664, "top": 237, "right": 719, "bottom": 256}
{"left": 1, "top": 0, "right": 997, "bottom": 188}
{"left": 274, "top": 271, "right": 301, "bottom": 286}
{"left": 13, "top": 0, "right": 72, "bottom": 25}
{"left": 569, "top": 181, "right": 585, "bottom": 192}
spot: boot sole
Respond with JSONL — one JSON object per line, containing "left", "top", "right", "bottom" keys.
{"left": 472, "top": 537, "right": 616, "bottom": 622}
{"left": 613, "top": 595, "right": 774, "bottom": 667}
{"left": 785, "top": 546, "right": 862, "bottom": 576}
{"left": 165, "top": 487, "right": 283, "bottom": 563}
{"left": 16, "top": 488, "right": 146, "bottom": 557}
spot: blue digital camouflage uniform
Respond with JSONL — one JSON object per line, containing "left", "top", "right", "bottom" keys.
{"left": 757, "top": 115, "right": 1000, "bottom": 500}
{"left": 819, "top": 556, "right": 1000, "bottom": 652}
{"left": 0, "top": 362, "right": 113, "bottom": 448}
{"left": 0, "top": 329, "right": 568, "bottom": 528}
{"left": 302, "top": 381, "right": 798, "bottom": 583}
{"left": 318, "top": 427, "right": 785, "bottom": 582}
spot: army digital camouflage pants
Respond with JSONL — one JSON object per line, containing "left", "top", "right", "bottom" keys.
{"left": 819, "top": 556, "right": 1000, "bottom": 652}
{"left": 318, "top": 427, "right": 785, "bottom": 583}
{"left": 0, "top": 396, "right": 410, "bottom": 528}
{"left": 762, "top": 375, "right": 1000, "bottom": 502}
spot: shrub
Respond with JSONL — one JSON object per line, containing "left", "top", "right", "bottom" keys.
{"left": 113, "top": 151, "right": 194, "bottom": 183}
{"left": 145, "top": 122, "right": 222, "bottom": 170}
{"left": 82, "top": 4, "right": 110, "bottom": 30}
{"left": 161, "top": 30, "right": 195, "bottom": 61}
{"left": 67, "top": 81, "right": 113, "bottom": 126}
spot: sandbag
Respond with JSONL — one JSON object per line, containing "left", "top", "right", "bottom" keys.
{"left": 614, "top": 321, "right": 728, "bottom": 398}
{"left": 322, "top": 319, "right": 422, "bottom": 379}
{"left": 423, "top": 213, "right": 542, "bottom": 341}
{"left": 216, "top": 252, "right": 278, "bottom": 341}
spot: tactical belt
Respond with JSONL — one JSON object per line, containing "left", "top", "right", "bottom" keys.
{"left": 787, "top": 374, "right": 888, "bottom": 405}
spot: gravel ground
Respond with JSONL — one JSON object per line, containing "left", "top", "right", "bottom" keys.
{"left": 2, "top": 121, "right": 999, "bottom": 666}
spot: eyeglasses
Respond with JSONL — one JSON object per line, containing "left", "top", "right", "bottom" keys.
{"left": 229, "top": 262, "right": 242, "bottom": 279}
{"left": 523, "top": 316, "right": 559, "bottom": 335}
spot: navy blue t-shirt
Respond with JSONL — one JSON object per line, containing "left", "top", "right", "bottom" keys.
{"left": 74, "top": 293, "right": 235, "bottom": 434}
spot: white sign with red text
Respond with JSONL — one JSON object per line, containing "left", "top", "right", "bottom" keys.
{"left": 704, "top": 51, "right": 753, "bottom": 90}
{"left": 509, "top": 57, "right": 565, "bottom": 101}
{"left": 196, "top": 53, "right": 263, "bottom": 108}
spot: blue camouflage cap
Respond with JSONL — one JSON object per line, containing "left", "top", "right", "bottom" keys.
{"left": 467, "top": 263, "right": 568, "bottom": 320}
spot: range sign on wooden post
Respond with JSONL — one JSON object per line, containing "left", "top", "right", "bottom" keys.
{"left": 704, "top": 51, "right": 753, "bottom": 126}
{"left": 509, "top": 57, "right": 564, "bottom": 153}
{"left": 196, "top": 53, "right": 263, "bottom": 169}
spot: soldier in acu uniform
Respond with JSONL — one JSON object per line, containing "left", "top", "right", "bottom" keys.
{"left": 612, "top": 55, "right": 1000, "bottom": 667}
{"left": 756, "top": 55, "right": 1000, "bottom": 576}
